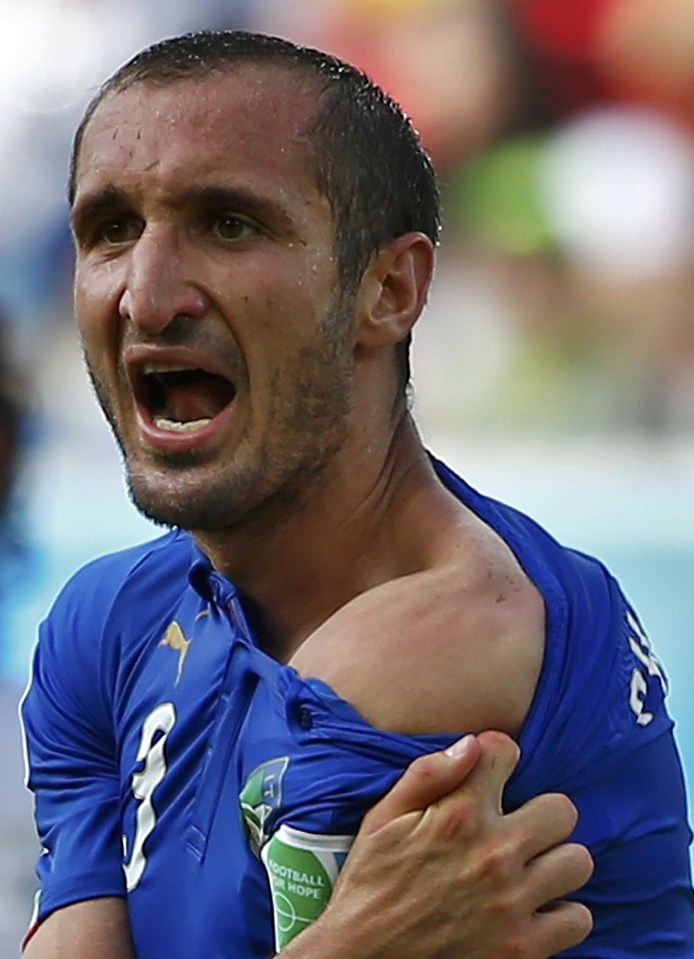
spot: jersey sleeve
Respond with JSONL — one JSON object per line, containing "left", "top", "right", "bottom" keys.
{"left": 21, "top": 567, "right": 126, "bottom": 927}
{"left": 565, "top": 727, "right": 694, "bottom": 957}
{"left": 504, "top": 549, "right": 694, "bottom": 956}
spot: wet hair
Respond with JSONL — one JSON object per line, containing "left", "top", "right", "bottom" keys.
{"left": 69, "top": 30, "right": 442, "bottom": 393}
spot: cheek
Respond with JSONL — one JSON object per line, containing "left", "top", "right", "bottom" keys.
{"left": 74, "top": 263, "right": 122, "bottom": 352}
{"left": 249, "top": 266, "right": 333, "bottom": 341}
{"left": 229, "top": 284, "right": 303, "bottom": 371}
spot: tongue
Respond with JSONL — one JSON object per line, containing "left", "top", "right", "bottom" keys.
{"left": 164, "top": 373, "right": 233, "bottom": 423}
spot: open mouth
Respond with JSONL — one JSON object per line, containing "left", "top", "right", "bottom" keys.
{"left": 136, "top": 365, "right": 236, "bottom": 433}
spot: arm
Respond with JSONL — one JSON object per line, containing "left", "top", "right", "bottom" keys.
{"left": 284, "top": 731, "right": 593, "bottom": 959}
{"left": 20, "top": 586, "right": 131, "bottom": 958}
{"left": 23, "top": 899, "right": 135, "bottom": 959}
{"left": 23, "top": 735, "right": 591, "bottom": 959}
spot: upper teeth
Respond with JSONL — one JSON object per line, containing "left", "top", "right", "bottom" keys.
{"left": 143, "top": 363, "right": 194, "bottom": 375}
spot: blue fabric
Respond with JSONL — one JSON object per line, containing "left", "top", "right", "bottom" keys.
{"left": 21, "top": 461, "right": 694, "bottom": 957}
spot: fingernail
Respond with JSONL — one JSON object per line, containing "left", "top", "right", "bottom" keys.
{"left": 445, "top": 734, "right": 475, "bottom": 758}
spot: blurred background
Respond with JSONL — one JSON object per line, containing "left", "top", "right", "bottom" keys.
{"left": 1, "top": 0, "right": 694, "bottom": 952}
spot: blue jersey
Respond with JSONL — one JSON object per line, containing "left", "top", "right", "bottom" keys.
{"left": 21, "top": 460, "right": 694, "bottom": 957}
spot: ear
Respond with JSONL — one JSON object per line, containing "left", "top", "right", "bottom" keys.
{"left": 354, "top": 232, "right": 435, "bottom": 350}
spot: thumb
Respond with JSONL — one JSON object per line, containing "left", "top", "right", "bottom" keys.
{"left": 462, "top": 730, "right": 521, "bottom": 815}
{"left": 361, "top": 734, "right": 480, "bottom": 834}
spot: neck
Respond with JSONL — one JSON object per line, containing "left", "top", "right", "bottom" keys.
{"left": 193, "top": 415, "right": 462, "bottom": 660}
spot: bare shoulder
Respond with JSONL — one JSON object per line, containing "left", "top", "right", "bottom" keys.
{"left": 290, "top": 518, "right": 545, "bottom": 739}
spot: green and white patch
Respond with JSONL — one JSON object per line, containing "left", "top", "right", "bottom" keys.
{"left": 261, "top": 824, "right": 354, "bottom": 950}
{"left": 239, "top": 756, "right": 290, "bottom": 856}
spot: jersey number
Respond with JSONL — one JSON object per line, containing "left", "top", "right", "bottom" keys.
{"left": 627, "top": 611, "right": 667, "bottom": 726}
{"left": 123, "top": 702, "right": 177, "bottom": 891}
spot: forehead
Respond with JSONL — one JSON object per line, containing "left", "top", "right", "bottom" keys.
{"left": 73, "top": 66, "right": 324, "bottom": 205}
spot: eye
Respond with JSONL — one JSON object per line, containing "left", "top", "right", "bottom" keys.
{"left": 213, "top": 215, "right": 256, "bottom": 242}
{"left": 97, "top": 217, "right": 142, "bottom": 245}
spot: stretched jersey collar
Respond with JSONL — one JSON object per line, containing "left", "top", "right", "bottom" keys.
{"left": 186, "top": 537, "right": 257, "bottom": 642}
{"left": 186, "top": 538, "right": 237, "bottom": 605}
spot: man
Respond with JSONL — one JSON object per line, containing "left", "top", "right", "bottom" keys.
{"left": 21, "top": 29, "right": 692, "bottom": 958}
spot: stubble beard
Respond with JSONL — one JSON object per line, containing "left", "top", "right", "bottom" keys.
{"left": 86, "top": 301, "right": 355, "bottom": 535}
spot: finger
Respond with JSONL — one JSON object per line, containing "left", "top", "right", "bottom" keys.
{"left": 506, "top": 791, "right": 579, "bottom": 861}
{"left": 361, "top": 734, "right": 480, "bottom": 834}
{"left": 526, "top": 842, "right": 595, "bottom": 911}
{"left": 453, "top": 730, "right": 521, "bottom": 814}
{"left": 529, "top": 900, "right": 594, "bottom": 957}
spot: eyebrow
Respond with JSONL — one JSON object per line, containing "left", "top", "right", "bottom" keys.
{"left": 178, "top": 185, "right": 299, "bottom": 238}
{"left": 180, "top": 185, "right": 289, "bottom": 219}
{"left": 70, "top": 185, "right": 129, "bottom": 235}
{"left": 71, "top": 183, "right": 297, "bottom": 237}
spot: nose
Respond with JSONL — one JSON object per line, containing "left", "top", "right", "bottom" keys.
{"left": 118, "top": 228, "right": 207, "bottom": 333}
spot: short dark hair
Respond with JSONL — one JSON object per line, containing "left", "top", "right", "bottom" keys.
{"left": 70, "top": 30, "right": 442, "bottom": 392}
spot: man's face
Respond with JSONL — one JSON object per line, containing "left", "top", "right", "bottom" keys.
{"left": 72, "top": 68, "right": 356, "bottom": 532}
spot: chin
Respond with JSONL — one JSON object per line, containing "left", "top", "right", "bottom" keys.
{"left": 127, "top": 470, "right": 211, "bottom": 531}
{"left": 125, "top": 464, "right": 257, "bottom": 534}
{"left": 127, "top": 484, "right": 190, "bottom": 531}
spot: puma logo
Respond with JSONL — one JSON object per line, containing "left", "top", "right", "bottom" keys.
{"left": 160, "top": 622, "right": 192, "bottom": 685}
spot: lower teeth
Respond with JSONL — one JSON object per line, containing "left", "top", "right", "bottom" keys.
{"left": 154, "top": 416, "right": 212, "bottom": 433}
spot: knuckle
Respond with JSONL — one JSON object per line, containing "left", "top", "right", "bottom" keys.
{"left": 489, "top": 926, "right": 532, "bottom": 959}
{"left": 408, "top": 751, "right": 440, "bottom": 781}
{"left": 504, "top": 940, "right": 530, "bottom": 959}
{"left": 431, "top": 798, "right": 478, "bottom": 840}
{"left": 476, "top": 835, "right": 519, "bottom": 884}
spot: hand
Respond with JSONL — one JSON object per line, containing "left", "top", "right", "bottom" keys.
{"left": 284, "top": 731, "right": 593, "bottom": 959}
